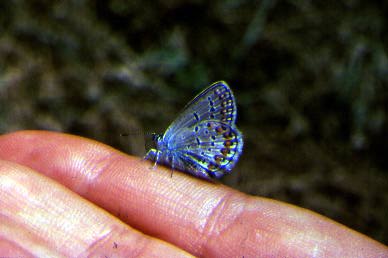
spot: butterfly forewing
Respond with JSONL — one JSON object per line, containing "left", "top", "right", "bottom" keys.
{"left": 163, "top": 81, "right": 238, "bottom": 143}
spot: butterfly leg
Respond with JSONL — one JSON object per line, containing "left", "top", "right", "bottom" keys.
{"left": 144, "top": 149, "right": 159, "bottom": 170}
{"left": 170, "top": 155, "right": 175, "bottom": 178}
{"left": 152, "top": 150, "right": 160, "bottom": 169}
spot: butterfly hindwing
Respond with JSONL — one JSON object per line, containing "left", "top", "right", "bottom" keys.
{"left": 170, "top": 120, "right": 243, "bottom": 178}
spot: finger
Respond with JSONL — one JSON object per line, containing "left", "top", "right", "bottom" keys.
{"left": 0, "top": 159, "right": 192, "bottom": 257}
{"left": 0, "top": 131, "right": 387, "bottom": 257}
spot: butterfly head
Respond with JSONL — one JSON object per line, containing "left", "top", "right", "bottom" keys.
{"left": 151, "top": 133, "right": 162, "bottom": 142}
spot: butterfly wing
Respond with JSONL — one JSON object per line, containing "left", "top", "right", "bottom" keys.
{"left": 163, "top": 81, "right": 238, "bottom": 143}
{"left": 159, "top": 81, "right": 243, "bottom": 179}
{"left": 170, "top": 120, "right": 243, "bottom": 178}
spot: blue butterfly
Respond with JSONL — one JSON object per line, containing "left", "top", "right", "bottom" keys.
{"left": 145, "top": 81, "right": 243, "bottom": 180}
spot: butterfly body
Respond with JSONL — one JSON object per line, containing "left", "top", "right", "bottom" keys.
{"left": 145, "top": 81, "right": 243, "bottom": 180}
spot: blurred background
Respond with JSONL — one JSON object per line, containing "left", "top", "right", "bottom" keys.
{"left": 0, "top": 1, "right": 387, "bottom": 245}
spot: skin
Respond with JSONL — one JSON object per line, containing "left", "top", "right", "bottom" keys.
{"left": 0, "top": 131, "right": 386, "bottom": 257}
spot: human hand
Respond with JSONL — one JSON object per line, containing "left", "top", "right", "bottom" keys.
{"left": 0, "top": 131, "right": 386, "bottom": 257}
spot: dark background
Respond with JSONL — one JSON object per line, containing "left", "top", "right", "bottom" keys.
{"left": 0, "top": 1, "right": 387, "bottom": 245}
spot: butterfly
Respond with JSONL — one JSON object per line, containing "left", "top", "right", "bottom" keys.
{"left": 145, "top": 81, "right": 243, "bottom": 180}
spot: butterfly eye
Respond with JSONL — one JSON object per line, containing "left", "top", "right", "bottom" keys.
{"left": 151, "top": 133, "right": 159, "bottom": 141}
